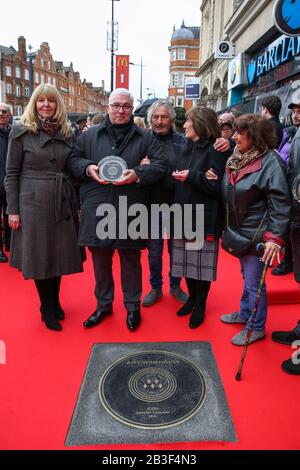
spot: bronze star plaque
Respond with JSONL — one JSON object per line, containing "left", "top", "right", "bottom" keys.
{"left": 99, "top": 350, "right": 207, "bottom": 429}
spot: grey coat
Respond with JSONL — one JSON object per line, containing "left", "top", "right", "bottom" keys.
{"left": 5, "top": 124, "right": 84, "bottom": 280}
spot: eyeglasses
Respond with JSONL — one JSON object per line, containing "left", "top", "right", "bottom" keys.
{"left": 110, "top": 103, "right": 133, "bottom": 112}
{"left": 0, "top": 109, "right": 8, "bottom": 115}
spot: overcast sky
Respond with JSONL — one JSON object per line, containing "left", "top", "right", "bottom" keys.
{"left": 1, "top": 0, "right": 201, "bottom": 105}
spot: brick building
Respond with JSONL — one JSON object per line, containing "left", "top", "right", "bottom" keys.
{"left": 168, "top": 21, "right": 200, "bottom": 110}
{"left": 0, "top": 36, "right": 108, "bottom": 117}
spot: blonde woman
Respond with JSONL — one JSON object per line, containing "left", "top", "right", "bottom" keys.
{"left": 5, "top": 84, "right": 84, "bottom": 331}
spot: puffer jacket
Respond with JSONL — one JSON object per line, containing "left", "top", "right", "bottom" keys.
{"left": 221, "top": 149, "right": 291, "bottom": 253}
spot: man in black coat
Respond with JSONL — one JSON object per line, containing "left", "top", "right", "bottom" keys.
{"left": 0, "top": 103, "right": 12, "bottom": 263}
{"left": 261, "top": 95, "right": 283, "bottom": 149}
{"left": 68, "top": 88, "right": 167, "bottom": 331}
{"left": 141, "top": 99, "right": 188, "bottom": 307}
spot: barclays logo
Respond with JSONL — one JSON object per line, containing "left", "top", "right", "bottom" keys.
{"left": 247, "top": 60, "right": 256, "bottom": 85}
{"left": 273, "top": 0, "right": 300, "bottom": 37}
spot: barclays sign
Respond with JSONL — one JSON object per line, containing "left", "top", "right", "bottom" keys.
{"left": 247, "top": 35, "right": 300, "bottom": 85}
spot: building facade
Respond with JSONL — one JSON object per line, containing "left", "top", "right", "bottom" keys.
{"left": 168, "top": 21, "right": 200, "bottom": 110}
{"left": 225, "top": 0, "right": 300, "bottom": 117}
{"left": 196, "top": 0, "right": 239, "bottom": 112}
{"left": 0, "top": 36, "right": 108, "bottom": 117}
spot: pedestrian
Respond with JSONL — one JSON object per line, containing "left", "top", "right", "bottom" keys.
{"left": 218, "top": 114, "right": 290, "bottom": 345}
{"left": 0, "top": 103, "right": 12, "bottom": 263}
{"left": 172, "top": 106, "right": 230, "bottom": 329}
{"left": 5, "top": 84, "right": 84, "bottom": 331}
{"left": 141, "top": 99, "right": 188, "bottom": 307}
{"left": 68, "top": 88, "right": 166, "bottom": 332}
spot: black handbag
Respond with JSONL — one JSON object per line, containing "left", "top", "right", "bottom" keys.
{"left": 221, "top": 187, "right": 267, "bottom": 258}
{"left": 221, "top": 226, "right": 253, "bottom": 258}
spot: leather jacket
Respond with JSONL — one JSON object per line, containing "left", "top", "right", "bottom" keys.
{"left": 221, "top": 149, "right": 291, "bottom": 251}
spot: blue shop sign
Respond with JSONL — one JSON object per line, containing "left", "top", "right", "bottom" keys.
{"left": 247, "top": 35, "right": 300, "bottom": 85}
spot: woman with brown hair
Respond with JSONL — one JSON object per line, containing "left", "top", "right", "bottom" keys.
{"left": 172, "top": 106, "right": 230, "bottom": 328}
{"left": 216, "top": 114, "right": 290, "bottom": 345}
{"left": 5, "top": 84, "right": 84, "bottom": 331}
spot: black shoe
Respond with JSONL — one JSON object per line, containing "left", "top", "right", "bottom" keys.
{"left": 272, "top": 330, "right": 300, "bottom": 345}
{"left": 281, "top": 357, "right": 300, "bottom": 375}
{"left": 83, "top": 309, "right": 112, "bottom": 328}
{"left": 0, "top": 249, "right": 8, "bottom": 263}
{"left": 40, "top": 304, "right": 64, "bottom": 321}
{"left": 176, "top": 296, "right": 194, "bottom": 317}
{"left": 271, "top": 260, "right": 293, "bottom": 275}
{"left": 189, "top": 305, "right": 205, "bottom": 329}
{"left": 127, "top": 309, "right": 141, "bottom": 331}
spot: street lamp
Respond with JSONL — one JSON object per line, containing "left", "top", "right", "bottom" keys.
{"left": 146, "top": 88, "right": 155, "bottom": 99}
{"left": 129, "top": 58, "right": 144, "bottom": 102}
{"left": 28, "top": 44, "right": 34, "bottom": 97}
{"left": 107, "top": 0, "right": 120, "bottom": 92}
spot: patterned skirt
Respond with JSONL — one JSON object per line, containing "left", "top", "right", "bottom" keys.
{"left": 171, "top": 239, "right": 219, "bottom": 281}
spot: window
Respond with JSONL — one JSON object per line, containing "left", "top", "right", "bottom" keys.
{"left": 24, "top": 86, "right": 30, "bottom": 97}
{"left": 6, "top": 82, "right": 12, "bottom": 94}
{"left": 35, "top": 72, "right": 39, "bottom": 83}
{"left": 40, "top": 58, "right": 44, "bottom": 68}
{"left": 16, "top": 84, "right": 21, "bottom": 97}
{"left": 48, "top": 61, "right": 51, "bottom": 69}
{"left": 40, "top": 74, "right": 45, "bottom": 84}
{"left": 178, "top": 48, "right": 186, "bottom": 60}
{"left": 47, "top": 75, "right": 51, "bottom": 84}
{"left": 177, "top": 96, "right": 183, "bottom": 107}
{"left": 5, "top": 65, "right": 11, "bottom": 76}
{"left": 24, "top": 69, "right": 29, "bottom": 80}
{"left": 170, "top": 49, "right": 176, "bottom": 61}
{"left": 15, "top": 65, "right": 21, "bottom": 78}
{"left": 177, "top": 72, "right": 184, "bottom": 88}
{"left": 53, "top": 77, "right": 56, "bottom": 87}
{"left": 170, "top": 73, "right": 176, "bottom": 87}
{"left": 15, "top": 104, "right": 23, "bottom": 117}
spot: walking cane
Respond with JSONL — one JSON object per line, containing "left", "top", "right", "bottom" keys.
{"left": 235, "top": 243, "right": 269, "bottom": 381}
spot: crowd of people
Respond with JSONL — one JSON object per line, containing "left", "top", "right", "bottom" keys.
{"left": 1, "top": 84, "right": 300, "bottom": 375}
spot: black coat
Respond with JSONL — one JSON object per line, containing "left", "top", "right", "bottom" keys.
{"left": 221, "top": 150, "right": 291, "bottom": 252}
{"left": 0, "top": 125, "right": 11, "bottom": 194}
{"left": 174, "top": 138, "right": 229, "bottom": 238}
{"left": 68, "top": 122, "right": 167, "bottom": 249}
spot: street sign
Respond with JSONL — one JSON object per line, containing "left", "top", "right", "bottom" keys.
{"left": 185, "top": 77, "right": 200, "bottom": 100}
{"left": 273, "top": 0, "right": 300, "bottom": 37}
{"left": 115, "top": 55, "right": 130, "bottom": 89}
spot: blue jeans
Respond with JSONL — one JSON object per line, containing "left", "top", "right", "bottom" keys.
{"left": 239, "top": 254, "right": 267, "bottom": 331}
{"left": 148, "top": 238, "right": 180, "bottom": 290}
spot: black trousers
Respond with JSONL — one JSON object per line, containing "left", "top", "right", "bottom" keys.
{"left": 90, "top": 247, "right": 142, "bottom": 311}
{"left": 0, "top": 193, "right": 11, "bottom": 249}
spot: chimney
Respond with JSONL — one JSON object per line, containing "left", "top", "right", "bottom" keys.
{"left": 18, "top": 36, "right": 26, "bottom": 59}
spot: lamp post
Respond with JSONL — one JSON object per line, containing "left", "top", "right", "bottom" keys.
{"left": 108, "top": 0, "right": 120, "bottom": 92}
{"left": 146, "top": 88, "right": 155, "bottom": 99}
{"left": 28, "top": 44, "right": 34, "bottom": 97}
{"left": 129, "top": 58, "right": 144, "bottom": 102}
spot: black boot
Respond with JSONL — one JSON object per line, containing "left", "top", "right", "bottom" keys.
{"left": 34, "top": 279, "right": 62, "bottom": 331}
{"left": 53, "top": 276, "right": 65, "bottom": 320}
{"left": 176, "top": 278, "right": 196, "bottom": 316}
{"left": 189, "top": 281, "right": 211, "bottom": 329}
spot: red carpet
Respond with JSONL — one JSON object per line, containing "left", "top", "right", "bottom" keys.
{"left": 0, "top": 245, "right": 299, "bottom": 450}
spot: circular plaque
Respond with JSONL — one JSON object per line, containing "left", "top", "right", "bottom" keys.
{"left": 99, "top": 351, "right": 207, "bottom": 429}
{"left": 98, "top": 156, "right": 127, "bottom": 182}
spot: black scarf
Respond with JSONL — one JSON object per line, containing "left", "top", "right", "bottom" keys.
{"left": 105, "top": 114, "right": 134, "bottom": 149}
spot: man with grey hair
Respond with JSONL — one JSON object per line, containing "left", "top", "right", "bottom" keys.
{"left": 0, "top": 103, "right": 12, "bottom": 262}
{"left": 141, "top": 99, "right": 188, "bottom": 307}
{"left": 69, "top": 88, "right": 167, "bottom": 331}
